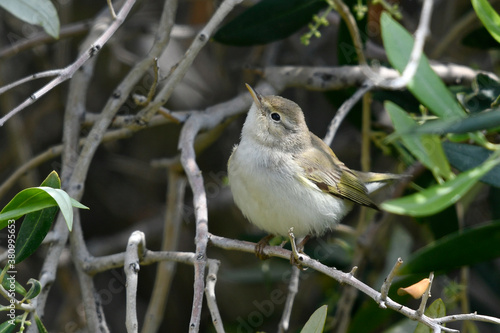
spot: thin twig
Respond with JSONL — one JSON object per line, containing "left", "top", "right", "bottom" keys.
{"left": 263, "top": 65, "right": 499, "bottom": 91}
{"left": 124, "top": 231, "right": 146, "bottom": 333}
{"left": 439, "top": 313, "right": 500, "bottom": 326}
{"left": 330, "top": 0, "right": 367, "bottom": 66}
{"left": 136, "top": 0, "right": 244, "bottom": 123}
{"left": 323, "top": 81, "right": 374, "bottom": 146}
{"left": 378, "top": 258, "right": 403, "bottom": 308}
{"left": 0, "top": 284, "right": 35, "bottom": 311}
{"left": 365, "top": 0, "right": 435, "bottom": 89}
{"left": 0, "top": 0, "right": 137, "bottom": 127}
{"left": 134, "top": 58, "right": 160, "bottom": 107}
{"left": 0, "top": 70, "right": 63, "bottom": 96}
{"left": 107, "top": 0, "right": 117, "bottom": 19}
{"left": 417, "top": 272, "right": 434, "bottom": 317}
{"left": 0, "top": 20, "right": 91, "bottom": 59}
{"left": 205, "top": 260, "right": 224, "bottom": 333}
{"left": 278, "top": 266, "right": 301, "bottom": 333}
{"left": 84, "top": 250, "right": 198, "bottom": 275}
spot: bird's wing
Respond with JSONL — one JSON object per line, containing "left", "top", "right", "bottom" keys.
{"left": 297, "top": 134, "right": 379, "bottom": 210}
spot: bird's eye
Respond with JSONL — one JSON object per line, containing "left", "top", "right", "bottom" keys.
{"left": 271, "top": 112, "right": 281, "bottom": 121}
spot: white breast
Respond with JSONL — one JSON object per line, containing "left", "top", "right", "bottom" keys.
{"left": 228, "top": 138, "right": 352, "bottom": 237}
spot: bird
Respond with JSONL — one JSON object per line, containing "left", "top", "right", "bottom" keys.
{"left": 228, "top": 84, "right": 403, "bottom": 261}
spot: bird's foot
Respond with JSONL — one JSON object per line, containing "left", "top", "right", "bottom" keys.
{"left": 254, "top": 234, "right": 275, "bottom": 260}
{"left": 288, "top": 229, "right": 309, "bottom": 270}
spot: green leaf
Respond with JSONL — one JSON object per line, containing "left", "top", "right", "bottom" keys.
{"left": 381, "top": 12, "right": 465, "bottom": 120}
{"left": 0, "top": 183, "right": 88, "bottom": 231}
{"left": 15, "top": 172, "right": 61, "bottom": 264}
{"left": 14, "top": 206, "right": 58, "bottom": 264}
{"left": 1, "top": 265, "right": 27, "bottom": 297}
{"left": 414, "top": 299, "right": 446, "bottom": 333}
{"left": 0, "top": 319, "right": 18, "bottom": 333}
{"left": 400, "top": 222, "right": 500, "bottom": 275}
{"left": 213, "top": 0, "right": 327, "bottom": 46}
{"left": 385, "top": 101, "right": 452, "bottom": 180}
{"left": 34, "top": 313, "right": 49, "bottom": 333}
{"left": 0, "top": 188, "right": 61, "bottom": 228}
{"left": 406, "top": 109, "right": 500, "bottom": 135}
{"left": 443, "top": 142, "right": 500, "bottom": 188}
{"left": 381, "top": 156, "right": 500, "bottom": 217}
{"left": 0, "top": 0, "right": 59, "bottom": 38}
{"left": 24, "top": 278, "right": 42, "bottom": 300}
{"left": 301, "top": 304, "right": 327, "bottom": 333}
{"left": 472, "top": 0, "right": 500, "bottom": 44}
{"left": 70, "top": 197, "right": 88, "bottom": 209}
{"left": 38, "top": 187, "right": 75, "bottom": 231}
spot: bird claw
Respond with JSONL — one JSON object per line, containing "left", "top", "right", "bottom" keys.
{"left": 288, "top": 228, "right": 309, "bottom": 270}
{"left": 254, "top": 234, "right": 275, "bottom": 260}
{"left": 289, "top": 250, "right": 307, "bottom": 270}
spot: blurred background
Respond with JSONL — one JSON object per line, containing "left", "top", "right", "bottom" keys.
{"left": 1, "top": 0, "right": 500, "bottom": 332}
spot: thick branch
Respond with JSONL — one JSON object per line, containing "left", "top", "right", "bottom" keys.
{"left": 263, "top": 64, "right": 497, "bottom": 91}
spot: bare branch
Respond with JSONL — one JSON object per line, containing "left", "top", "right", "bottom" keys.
{"left": 0, "top": 70, "right": 63, "bottom": 95}
{"left": 0, "top": 20, "right": 91, "bottom": 59}
{"left": 207, "top": 234, "right": 465, "bottom": 332}
{"left": 0, "top": 0, "right": 138, "bottom": 127}
{"left": 330, "top": 0, "right": 367, "bottom": 66}
{"left": 278, "top": 266, "right": 301, "bottom": 333}
{"left": 137, "top": 0, "right": 244, "bottom": 123}
{"left": 417, "top": 272, "right": 434, "bottom": 316}
{"left": 0, "top": 283, "right": 35, "bottom": 312}
{"left": 439, "top": 313, "right": 500, "bottom": 326}
{"left": 378, "top": 257, "right": 404, "bottom": 308}
{"left": 323, "top": 81, "right": 374, "bottom": 146}
{"left": 366, "top": 0, "right": 435, "bottom": 89}
{"left": 205, "top": 260, "right": 224, "bottom": 333}
{"left": 84, "top": 250, "right": 198, "bottom": 275}
{"left": 263, "top": 64, "right": 497, "bottom": 91}
{"left": 107, "top": 0, "right": 118, "bottom": 19}
{"left": 125, "top": 231, "right": 146, "bottom": 333}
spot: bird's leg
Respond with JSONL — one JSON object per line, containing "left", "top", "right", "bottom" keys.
{"left": 297, "top": 235, "right": 311, "bottom": 252}
{"left": 255, "top": 234, "right": 275, "bottom": 260}
{"left": 288, "top": 228, "right": 308, "bottom": 270}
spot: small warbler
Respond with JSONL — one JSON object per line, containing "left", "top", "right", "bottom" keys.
{"left": 228, "top": 84, "right": 403, "bottom": 259}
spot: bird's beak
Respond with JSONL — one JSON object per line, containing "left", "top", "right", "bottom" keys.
{"left": 245, "top": 83, "right": 263, "bottom": 108}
